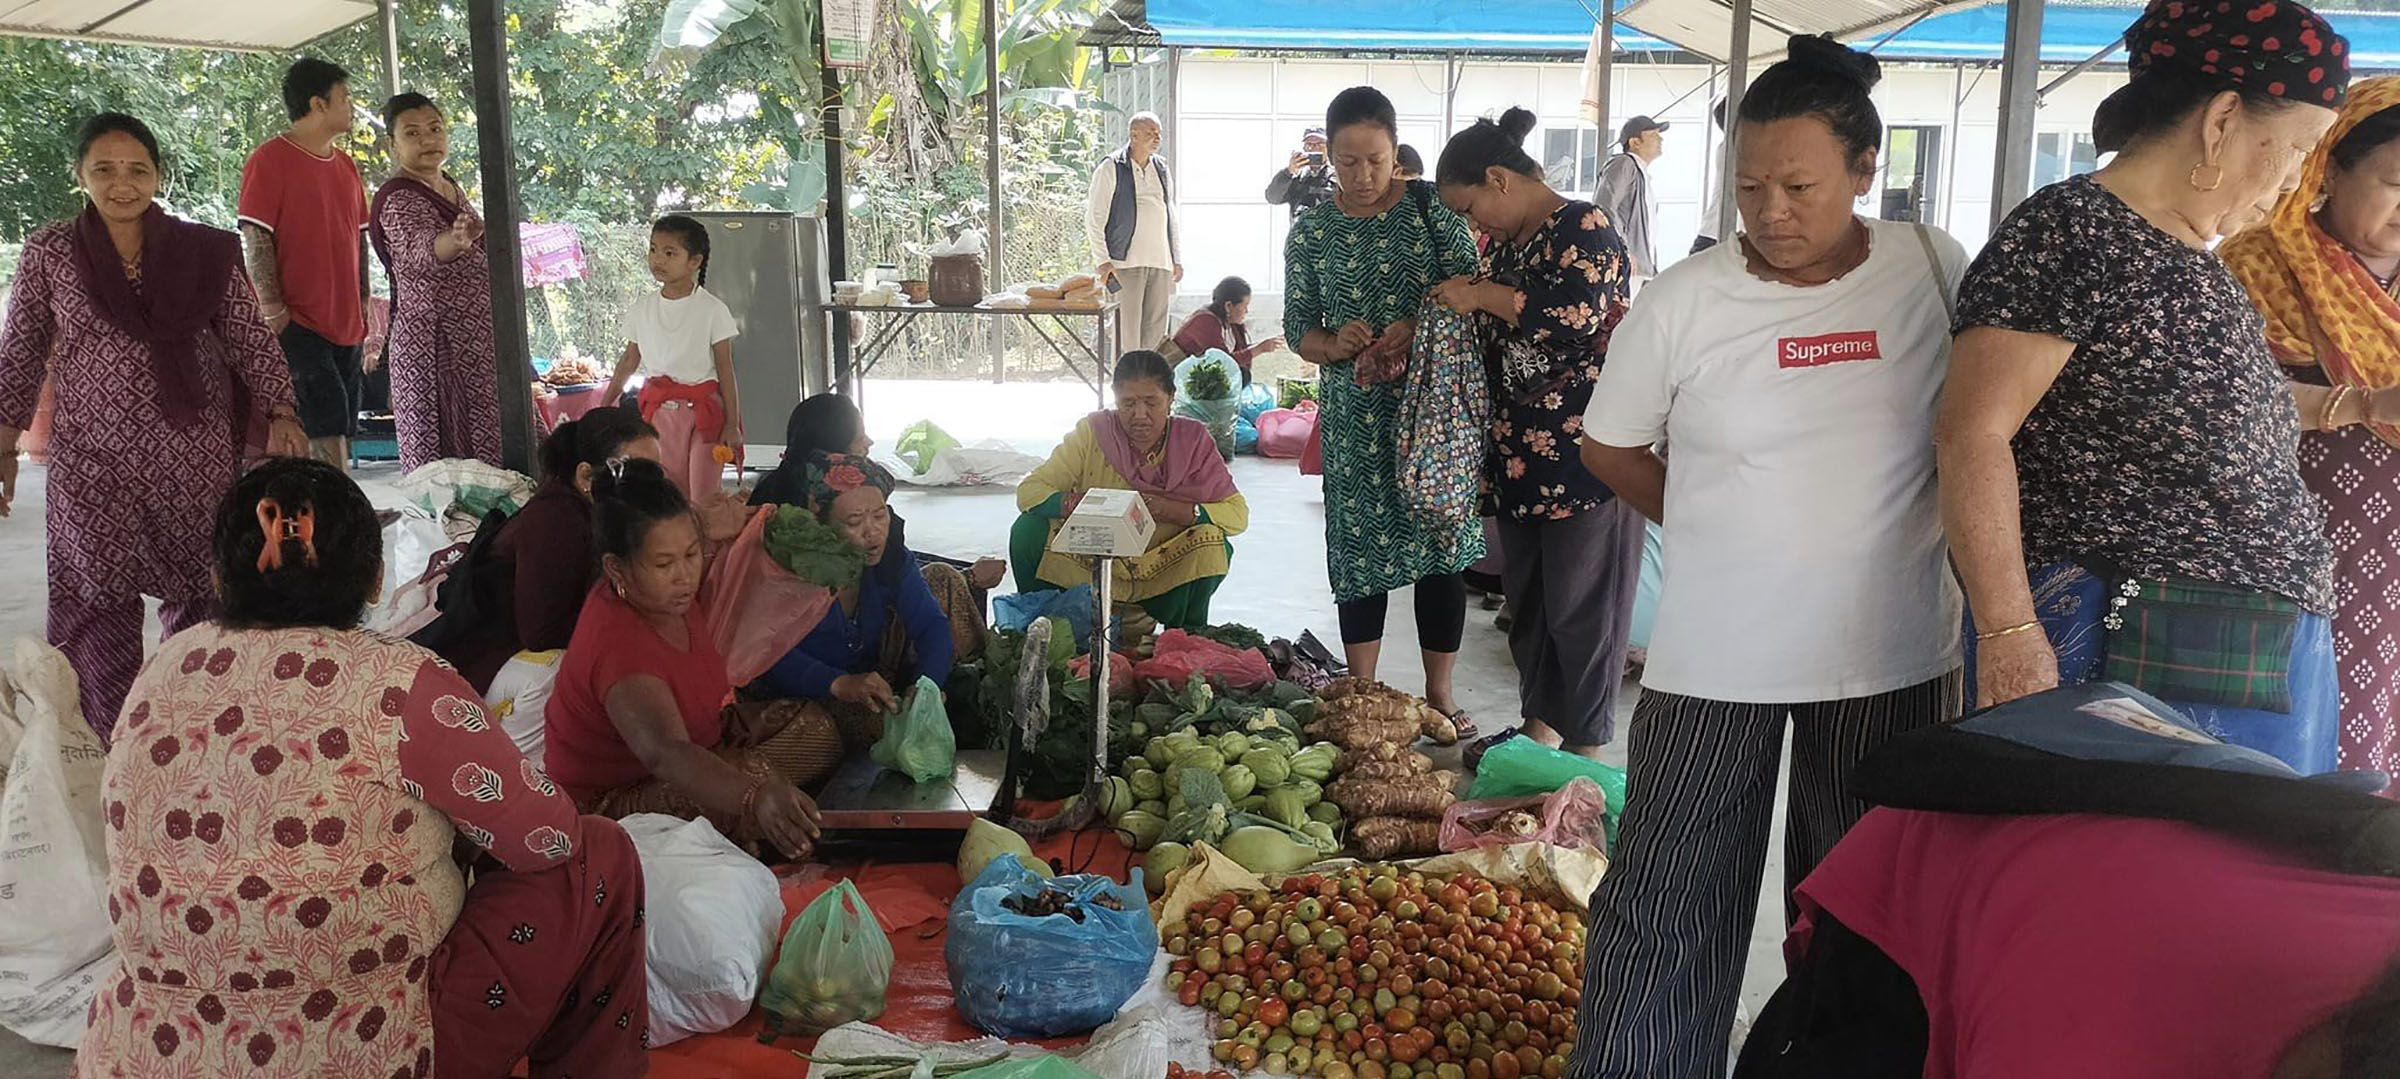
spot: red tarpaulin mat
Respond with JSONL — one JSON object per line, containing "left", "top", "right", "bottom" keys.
{"left": 645, "top": 821, "right": 1138, "bottom": 1079}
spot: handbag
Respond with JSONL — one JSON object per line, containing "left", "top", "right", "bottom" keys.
{"left": 1394, "top": 293, "right": 1489, "bottom": 546}
{"left": 2097, "top": 573, "right": 2301, "bottom": 713}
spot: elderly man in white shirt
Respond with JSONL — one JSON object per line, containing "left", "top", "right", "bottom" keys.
{"left": 1086, "top": 112, "right": 1182, "bottom": 347}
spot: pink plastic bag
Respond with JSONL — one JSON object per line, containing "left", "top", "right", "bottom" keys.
{"left": 700, "top": 511, "right": 835, "bottom": 686}
{"left": 1256, "top": 404, "right": 1318, "bottom": 460}
{"left": 1130, "top": 629, "right": 1275, "bottom": 690}
{"left": 1298, "top": 420, "right": 1324, "bottom": 476}
{"left": 1068, "top": 651, "right": 1139, "bottom": 696}
{"left": 1437, "top": 775, "right": 1610, "bottom": 854}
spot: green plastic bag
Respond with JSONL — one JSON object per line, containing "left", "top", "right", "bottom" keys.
{"left": 872, "top": 675, "right": 957, "bottom": 783}
{"left": 1468, "top": 736, "right": 1629, "bottom": 838}
{"left": 758, "top": 881, "right": 894, "bottom": 1040}
{"left": 894, "top": 419, "right": 962, "bottom": 476}
{"left": 955, "top": 1055, "right": 1104, "bottom": 1079}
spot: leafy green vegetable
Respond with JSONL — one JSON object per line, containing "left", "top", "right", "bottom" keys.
{"left": 761, "top": 505, "right": 866, "bottom": 589}
{"left": 1186, "top": 360, "right": 1234, "bottom": 401}
{"left": 1195, "top": 622, "right": 1268, "bottom": 652}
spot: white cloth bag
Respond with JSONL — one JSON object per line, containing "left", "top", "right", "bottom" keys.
{"left": 620, "top": 814, "right": 782, "bottom": 1047}
{"left": 0, "top": 639, "right": 119, "bottom": 1048}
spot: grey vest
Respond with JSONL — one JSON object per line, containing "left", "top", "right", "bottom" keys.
{"left": 1104, "top": 150, "right": 1176, "bottom": 262}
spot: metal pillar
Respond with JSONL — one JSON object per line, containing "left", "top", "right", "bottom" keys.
{"left": 1090, "top": 556, "right": 1115, "bottom": 790}
{"left": 466, "top": 0, "right": 537, "bottom": 475}
{"left": 1944, "top": 63, "right": 1964, "bottom": 231}
{"left": 1442, "top": 51, "right": 1457, "bottom": 137}
{"left": 1715, "top": 0, "right": 1752, "bottom": 241}
{"left": 984, "top": 0, "right": 1005, "bottom": 382}
{"left": 823, "top": 54, "right": 852, "bottom": 395}
{"left": 1990, "top": 0, "right": 2045, "bottom": 232}
{"left": 378, "top": 0, "right": 402, "bottom": 100}
{"left": 1595, "top": 0, "right": 1614, "bottom": 183}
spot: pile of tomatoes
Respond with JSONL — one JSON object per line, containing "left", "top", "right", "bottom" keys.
{"left": 1165, "top": 1065, "right": 1241, "bottom": 1079}
{"left": 1162, "top": 866, "right": 1583, "bottom": 1079}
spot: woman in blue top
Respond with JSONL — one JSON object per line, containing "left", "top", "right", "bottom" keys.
{"left": 742, "top": 452, "right": 976, "bottom": 781}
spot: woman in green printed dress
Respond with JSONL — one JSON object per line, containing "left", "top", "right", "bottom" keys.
{"left": 1285, "top": 86, "right": 1482, "bottom": 721}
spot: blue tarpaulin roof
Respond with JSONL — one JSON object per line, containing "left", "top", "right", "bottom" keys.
{"left": 1141, "top": 0, "right": 2400, "bottom": 65}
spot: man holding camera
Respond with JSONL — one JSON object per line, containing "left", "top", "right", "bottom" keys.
{"left": 1265, "top": 127, "right": 1336, "bottom": 220}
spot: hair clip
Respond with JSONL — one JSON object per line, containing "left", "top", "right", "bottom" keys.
{"left": 606, "top": 457, "right": 628, "bottom": 480}
{"left": 254, "top": 497, "right": 318, "bottom": 573}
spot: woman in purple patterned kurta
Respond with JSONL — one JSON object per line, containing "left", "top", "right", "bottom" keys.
{"left": 370, "top": 93, "right": 500, "bottom": 472}
{"left": 0, "top": 114, "right": 305, "bottom": 741}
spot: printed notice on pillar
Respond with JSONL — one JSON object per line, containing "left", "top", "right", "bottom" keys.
{"left": 824, "top": 0, "right": 874, "bottom": 69}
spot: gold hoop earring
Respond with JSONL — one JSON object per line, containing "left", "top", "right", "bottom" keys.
{"left": 2189, "top": 162, "right": 2225, "bottom": 193}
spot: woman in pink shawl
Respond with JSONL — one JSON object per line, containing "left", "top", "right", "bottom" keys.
{"left": 0, "top": 113, "right": 305, "bottom": 741}
{"left": 1013, "top": 350, "right": 1249, "bottom": 628}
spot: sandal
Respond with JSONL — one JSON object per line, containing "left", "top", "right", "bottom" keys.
{"left": 1463, "top": 727, "right": 1522, "bottom": 771}
{"left": 1444, "top": 708, "right": 1481, "bottom": 742}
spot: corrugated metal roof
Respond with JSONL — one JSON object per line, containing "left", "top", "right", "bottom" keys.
{"left": 0, "top": 0, "right": 376, "bottom": 52}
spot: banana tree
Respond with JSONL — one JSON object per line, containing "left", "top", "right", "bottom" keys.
{"left": 654, "top": 0, "right": 826, "bottom": 208}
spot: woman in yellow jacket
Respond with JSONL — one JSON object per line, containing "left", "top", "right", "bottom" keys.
{"left": 1011, "top": 350, "right": 1248, "bottom": 628}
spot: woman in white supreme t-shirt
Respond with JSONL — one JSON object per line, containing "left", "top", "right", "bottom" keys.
{"left": 1565, "top": 36, "right": 1965, "bottom": 1077}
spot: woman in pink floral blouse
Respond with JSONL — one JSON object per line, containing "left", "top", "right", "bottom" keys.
{"left": 1430, "top": 107, "right": 1640, "bottom": 758}
{"left": 79, "top": 458, "right": 647, "bottom": 1078}
{"left": 0, "top": 113, "right": 309, "bottom": 742}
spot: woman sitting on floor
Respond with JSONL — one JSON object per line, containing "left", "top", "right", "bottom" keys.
{"left": 746, "top": 452, "right": 975, "bottom": 766}
{"left": 82, "top": 458, "right": 647, "bottom": 1078}
{"left": 542, "top": 457, "right": 824, "bottom": 855}
{"left": 753, "top": 391, "right": 1007, "bottom": 613}
{"left": 432, "top": 405, "right": 661, "bottom": 692}
{"left": 1011, "top": 350, "right": 1249, "bottom": 629}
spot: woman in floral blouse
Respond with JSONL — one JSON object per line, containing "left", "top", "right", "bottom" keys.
{"left": 81, "top": 458, "right": 647, "bottom": 1079}
{"left": 1431, "top": 107, "right": 1639, "bottom": 756}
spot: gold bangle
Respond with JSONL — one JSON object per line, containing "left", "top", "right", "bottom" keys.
{"left": 1974, "top": 619, "right": 2042, "bottom": 642}
{"left": 2322, "top": 384, "right": 2353, "bottom": 431}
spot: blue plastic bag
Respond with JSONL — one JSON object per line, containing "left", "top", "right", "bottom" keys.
{"left": 1236, "top": 382, "right": 1275, "bottom": 424}
{"left": 993, "top": 585, "right": 1095, "bottom": 655}
{"left": 945, "top": 856, "right": 1157, "bottom": 1038}
{"left": 1234, "top": 416, "right": 1259, "bottom": 455}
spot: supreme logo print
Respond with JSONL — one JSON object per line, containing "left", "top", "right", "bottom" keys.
{"left": 1778, "top": 331, "right": 1882, "bottom": 368}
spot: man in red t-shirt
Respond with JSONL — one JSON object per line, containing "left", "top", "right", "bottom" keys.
{"left": 239, "top": 57, "right": 370, "bottom": 471}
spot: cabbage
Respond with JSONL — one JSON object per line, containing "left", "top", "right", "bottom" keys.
{"left": 1241, "top": 748, "right": 1291, "bottom": 788}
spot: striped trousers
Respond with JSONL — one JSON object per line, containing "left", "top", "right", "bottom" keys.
{"left": 1568, "top": 672, "right": 1961, "bottom": 1079}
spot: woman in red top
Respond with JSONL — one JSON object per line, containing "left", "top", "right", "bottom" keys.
{"left": 1172, "top": 276, "right": 1284, "bottom": 383}
{"left": 544, "top": 456, "right": 824, "bottom": 856}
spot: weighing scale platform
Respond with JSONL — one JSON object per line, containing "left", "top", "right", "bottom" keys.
{"left": 815, "top": 749, "right": 1008, "bottom": 831}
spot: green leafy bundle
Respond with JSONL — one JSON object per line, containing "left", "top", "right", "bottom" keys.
{"left": 1186, "top": 361, "right": 1234, "bottom": 402}
{"left": 762, "top": 505, "right": 866, "bottom": 590}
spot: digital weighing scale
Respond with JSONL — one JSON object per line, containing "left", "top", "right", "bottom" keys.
{"left": 810, "top": 490, "right": 1154, "bottom": 845}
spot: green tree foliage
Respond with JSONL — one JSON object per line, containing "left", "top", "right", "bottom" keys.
{"left": 0, "top": 0, "right": 811, "bottom": 241}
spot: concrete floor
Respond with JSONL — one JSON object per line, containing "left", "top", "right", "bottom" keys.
{"left": 0, "top": 376, "right": 1792, "bottom": 1075}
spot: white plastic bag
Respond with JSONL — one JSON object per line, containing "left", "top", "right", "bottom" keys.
{"left": 394, "top": 458, "right": 535, "bottom": 521}
{"left": 621, "top": 814, "right": 782, "bottom": 1047}
{"left": 871, "top": 440, "right": 1043, "bottom": 488}
{"left": 376, "top": 512, "right": 454, "bottom": 612}
{"left": 485, "top": 650, "right": 564, "bottom": 770}
{"left": 0, "top": 639, "right": 118, "bottom": 1048}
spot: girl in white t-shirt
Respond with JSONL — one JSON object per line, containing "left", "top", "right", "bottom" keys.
{"left": 602, "top": 214, "right": 742, "bottom": 495}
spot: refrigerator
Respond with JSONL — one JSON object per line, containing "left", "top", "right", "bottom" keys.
{"left": 683, "top": 211, "right": 832, "bottom": 467}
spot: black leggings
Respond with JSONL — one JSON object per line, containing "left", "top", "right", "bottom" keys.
{"left": 1335, "top": 573, "right": 1467, "bottom": 652}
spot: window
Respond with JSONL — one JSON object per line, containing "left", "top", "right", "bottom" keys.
{"left": 1875, "top": 126, "right": 1944, "bottom": 224}
{"left": 1542, "top": 128, "right": 1601, "bottom": 196}
{"left": 2034, "top": 132, "right": 2099, "bottom": 189}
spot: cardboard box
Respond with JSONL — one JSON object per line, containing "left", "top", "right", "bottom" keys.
{"left": 1049, "top": 487, "right": 1155, "bottom": 557}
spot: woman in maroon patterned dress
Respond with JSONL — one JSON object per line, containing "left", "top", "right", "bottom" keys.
{"left": 370, "top": 92, "right": 501, "bottom": 471}
{"left": 0, "top": 113, "right": 307, "bottom": 742}
{"left": 81, "top": 458, "right": 647, "bottom": 1079}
